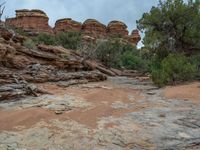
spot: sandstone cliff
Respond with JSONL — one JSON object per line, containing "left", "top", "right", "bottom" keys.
{"left": 6, "top": 9, "right": 141, "bottom": 45}
{"left": 6, "top": 9, "right": 53, "bottom": 35}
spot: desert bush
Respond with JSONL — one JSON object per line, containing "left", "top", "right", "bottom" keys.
{"left": 92, "top": 38, "right": 123, "bottom": 68}
{"left": 190, "top": 53, "right": 200, "bottom": 79}
{"left": 34, "top": 33, "right": 56, "bottom": 45}
{"left": 33, "top": 32, "right": 82, "bottom": 50}
{"left": 151, "top": 54, "right": 197, "bottom": 87}
{"left": 119, "top": 51, "right": 147, "bottom": 71}
{"left": 90, "top": 38, "right": 139, "bottom": 68}
{"left": 55, "top": 32, "right": 81, "bottom": 49}
{"left": 23, "top": 39, "right": 37, "bottom": 50}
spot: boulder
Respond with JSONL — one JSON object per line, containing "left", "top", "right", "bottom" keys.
{"left": 107, "top": 21, "right": 128, "bottom": 37}
{"left": 54, "top": 18, "right": 82, "bottom": 34}
{"left": 82, "top": 19, "right": 107, "bottom": 39}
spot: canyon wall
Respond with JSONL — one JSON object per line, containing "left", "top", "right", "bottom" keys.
{"left": 6, "top": 9, "right": 141, "bottom": 45}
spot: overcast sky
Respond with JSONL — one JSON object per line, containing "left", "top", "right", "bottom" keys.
{"left": 3, "top": 0, "right": 160, "bottom": 47}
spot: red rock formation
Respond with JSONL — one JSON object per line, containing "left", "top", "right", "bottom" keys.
{"left": 5, "top": 9, "right": 141, "bottom": 45}
{"left": 82, "top": 19, "right": 107, "bottom": 39}
{"left": 5, "top": 9, "right": 53, "bottom": 35}
{"left": 107, "top": 21, "right": 129, "bottom": 37}
{"left": 128, "top": 30, "right": 141, "bottom": 45}
{"left": 54, "top": 18, "right": 82, "bottom": 34}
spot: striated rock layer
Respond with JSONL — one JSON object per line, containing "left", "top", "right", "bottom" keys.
{"left": 54, "top": 18, "right": 82, "bottom": 34}
{"left": 0, "top": 27, "right": 108, "bottom": 100}
{"left": 82, "top": 19, "right": 107, "bottom": 39}
{"left": 107, "top": 21, "right": 129, "bottom": 37}
{"left": 5, "top": 9, "right": 53, "bottom": 35}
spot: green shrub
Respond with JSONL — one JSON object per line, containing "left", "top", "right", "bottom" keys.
{"left": 151, "top": 54, "right": 197, "bottom": 87}
{"left": 190, "top": 54, "right": 200, "bottom": 79}
{"left": 93, "top": 39, "right": 122, "bottom": 67}
{"left": 119, "top": 51, "right": 147, "bottom": 71}
{"left": 4, "top": 25, "right": 28, "bottom": 36}
{"left": 23, "top": 39, "right": 37, "bottom": 50}
{"left": 34, "top": 33, "right": 56, "bottom": 45}
{"left": 55, "top": 32, "right": 81, "bottom": 50}
{"left": 33, "top": 32, "right": 82, "bottom": 50}
{"left": 91, "top": 38, "right": 141, "bottom": 68}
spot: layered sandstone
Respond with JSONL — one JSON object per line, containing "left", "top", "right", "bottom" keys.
{"left": 15, "top": 9, "right": 47, "bottom": 18}
{"left": 54, "top": 18, "right": 82, "bottom": 34}
{"left": 6, "top": 9, "right": 141, "bottom": 45}
{"left": 6, "top": 9, "right": 53, "bottom": 35}
{"left": 107, "top": 21, "right": 129, "bottom": 37}
{"left": 82, "top": 19, "right": 107, "bottom": 39}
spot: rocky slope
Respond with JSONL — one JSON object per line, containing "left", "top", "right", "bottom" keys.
{"left": 0, "top": 26, "right": 109, "bottom": 101}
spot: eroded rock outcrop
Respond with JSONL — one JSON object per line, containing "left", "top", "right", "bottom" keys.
{"left": 82, "top": 19, "right": 107, "bottom": 39}
{"left": 107, "top": 21, "right": 129, "bottom": 37}
{"left": 54, "top": 18, "right": 82, "bottom": 34}
{"left": 5, "top": 9, "right": 53, "bottom": 35}
{"left": 6, "top": 9, "right": 141, "bottom": 45}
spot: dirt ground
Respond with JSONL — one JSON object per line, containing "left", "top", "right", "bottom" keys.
{"left": 0, "top": 77, "right": 199, "bottom": 150}
{"left": 165, "top": 82, "right": 200, "bottom": 103}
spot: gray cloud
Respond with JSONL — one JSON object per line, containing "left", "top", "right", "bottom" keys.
{"left": 3, "top": 0, "right": 159, "bottom": 47}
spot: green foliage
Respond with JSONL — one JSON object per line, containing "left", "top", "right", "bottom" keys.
{"left": 137, "top": 0, "right": 200, "bottom": 86}
{"left": 190, "top": 53, "right": 200, "bottom": 78}
{"left": 119, "top": 51, "right": 147, "bottom": 71}
{"left": 151, "top": 54, "right": 198, "bottom": 87}
{"left": 34, "top": 32, "right": 82, "bottom": 50}
{"left": 137, "top": 0, "right": 200, "bottom": 55}
{"left": 91, "top": 38, "right": 139, "bottom": 68}
{"left": 34, "top": 33, "right": 56, "bottom": 45}
{"left": 4, "top": 25, "right": 28, "bottom": 36}
{"left": 55, "top": 32, "right": 82, "bottom": 49}
{"left": 93, "top": 38, "right": 123, "bottom": 67}
{"left": 23, "top": 39, "right": 37, "bottom": 50}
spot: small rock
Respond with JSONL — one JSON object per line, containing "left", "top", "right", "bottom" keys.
{"left": 44, "top": 104, "right": 66, "bottom": 112}
{"left": 147, "top": 92, "right": 156, "bottom": 95}
{"left": 55, "top": 111, "right": 63, "bottom": 115}
{"left": 159, "top": 113, "right": 166, "bottom": 118}
{"left": 178, "top": 132, "right": 191, "bottom": 139}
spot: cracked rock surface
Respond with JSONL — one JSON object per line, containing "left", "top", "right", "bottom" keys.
{"left": 0, "top": 77, "right": 200, "bottom": 150}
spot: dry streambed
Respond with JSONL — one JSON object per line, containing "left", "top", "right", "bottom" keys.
{"left": 0, "top": 77, "right": 200, "bottom": 150}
